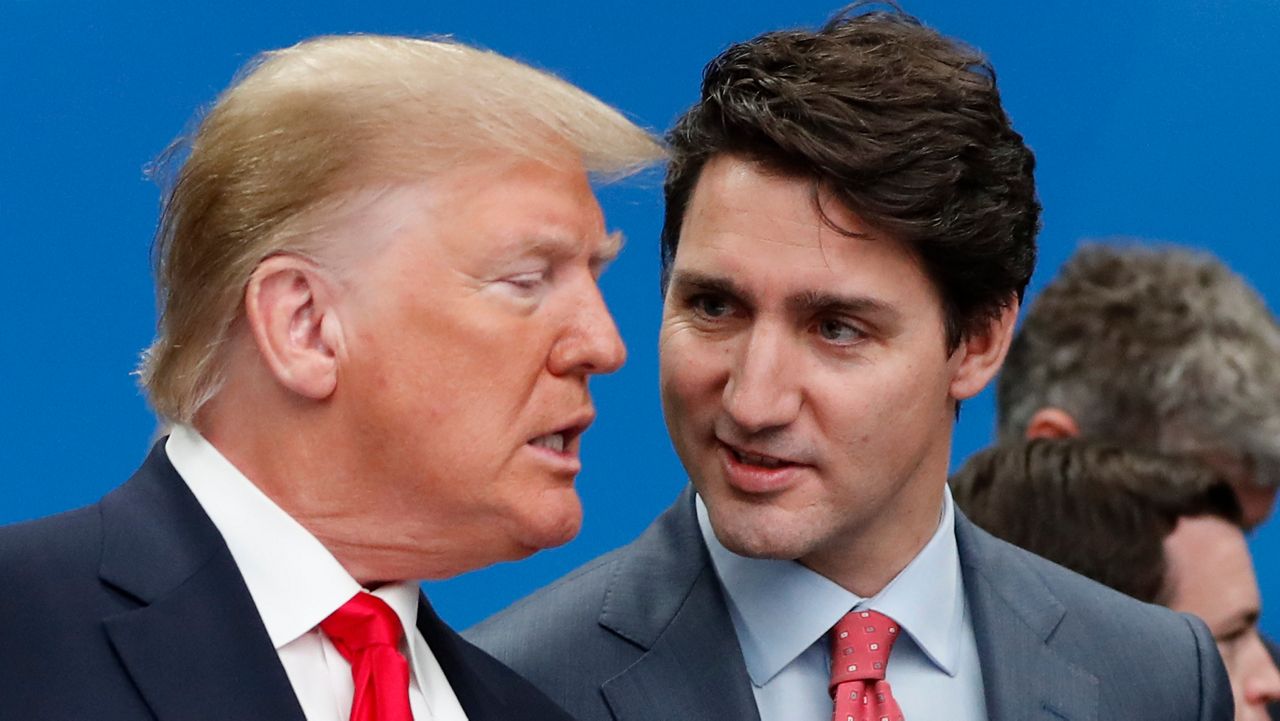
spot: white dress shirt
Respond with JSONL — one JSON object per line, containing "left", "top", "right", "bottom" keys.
{"left": 167, "top": 425, "right": 468, "bottom": 721}
{"left": 696, "top": 487, "right": 987, "bottom": 721}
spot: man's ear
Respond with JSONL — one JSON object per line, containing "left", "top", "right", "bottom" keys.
{"left": 949, "top": 301, "right": 1019, "bottom": 401}
{"left": 1025, "top": 407, "right": 1080, "bottom": 439}
{"left": 243, "top": 254, "right": 344, "bottom": 401}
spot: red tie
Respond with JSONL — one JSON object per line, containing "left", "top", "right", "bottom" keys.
{"left": 320, "top": 592, "right": 415, "bottom": 721}
{"left": 829, "top": 609, "right": 905, "bottom": 721}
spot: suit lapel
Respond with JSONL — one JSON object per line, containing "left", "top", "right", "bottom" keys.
{"left": 598, "top": 488, "right": 761, "bottom": 721}
{"left": 416, "top": 594, "right": 574, "bottom": 720}
{"left": 98, "top": 444, "right": 306, "bottom": 721}
{"left": 416, "top": 594, "right": 509, "bottom": 719}
{"left": 956, "top": 513, "right": 1099, "bottom": 721}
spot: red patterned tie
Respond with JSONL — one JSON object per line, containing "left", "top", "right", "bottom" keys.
{"left": 320, "top": 592, "right": 415, "bottom": 721}
{"left": 829, "top": 609, "right": 905, "bottom": 721}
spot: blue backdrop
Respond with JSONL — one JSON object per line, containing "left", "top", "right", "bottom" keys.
{"left": 3, "top": 0, "right": 1278, "bottom": 637}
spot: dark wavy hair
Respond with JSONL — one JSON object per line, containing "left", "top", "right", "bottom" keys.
{"left": 661, "top": 2, "right": 1040, "bottom": 349}
{"left": 951, "top": 439, "right": 1243, "bottom": 604}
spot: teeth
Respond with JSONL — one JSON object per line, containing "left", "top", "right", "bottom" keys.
{"left": 734, "top": 449, "right": 788, "bottom": 468}
{"left": 531, "top": 433, "right": 566, "bottom": 453}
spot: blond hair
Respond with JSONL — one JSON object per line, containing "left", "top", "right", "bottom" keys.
{"left": 138, "top": 35, "right": 665, "bottom": 422}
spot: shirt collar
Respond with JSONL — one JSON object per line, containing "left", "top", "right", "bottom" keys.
{"left": 697, "top": 486, "right": 965, "bottom": 686}
{"left": 166, "top": 425, "right": 421, "bottom": 651}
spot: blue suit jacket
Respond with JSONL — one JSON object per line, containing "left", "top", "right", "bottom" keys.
{"left": 0, "top": 443, "right": 575, "bottom": 721}
{"left": 467, "top": 487, "right": 1234, "bottom": 721}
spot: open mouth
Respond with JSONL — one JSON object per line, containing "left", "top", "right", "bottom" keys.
{"left": 528, "top": 419, "right": 591, "bottom": 457}
{"left": 718, "top": 440, "right": 806, "bottom": 494}
{"left": 529, "top": 432, "right": 568, "bottom": 453}
{"left": 722, "top": 442, "right": 800, "bottom": 469}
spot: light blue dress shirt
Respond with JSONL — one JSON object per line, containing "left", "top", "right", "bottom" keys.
{"left": 696, "top": 488, "right": 988, "bottom": 721}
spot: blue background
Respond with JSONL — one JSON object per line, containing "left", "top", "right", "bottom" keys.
{"left": 3, "top": 0, "right": 1278, "bottom": 637}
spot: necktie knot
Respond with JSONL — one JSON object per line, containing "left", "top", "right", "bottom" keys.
{"left": 320, "top": 592, "right": 414, "bottom": 721}
{"left": 321, "top": 592, "right": 406, "bottom": 660}
{"left": 830, "top": 609, "right": 900, "bottom": 686}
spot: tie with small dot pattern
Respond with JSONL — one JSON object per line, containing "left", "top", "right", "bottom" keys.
{"left": 829, "top": 609, "right": 905, "bottom": 721}
{"left": 320, "top": 592, "right": 415, "bottom": 721}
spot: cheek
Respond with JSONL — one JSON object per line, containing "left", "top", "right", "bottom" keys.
{"left": 660, "top": 345, "right": 722, "bottom": 425}
{"left": 1216, "top": 641, "right": 1243, "bottom": 681}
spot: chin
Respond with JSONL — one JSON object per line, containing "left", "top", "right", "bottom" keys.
{"left": 512, "top": 488, "right": 583, "bottom": 552}
{"left": 707, "top": 503, "right": 812, "bottom": 561}
{"left": 718, "top": 527, "right": 809, "bottom": 561}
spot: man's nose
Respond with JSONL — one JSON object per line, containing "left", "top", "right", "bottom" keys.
{"left": 548, "top": 278, "right": 627, "bottom": 376}
{"left": 1242, "top": 632, "right": 1280, "bottom": 711}
{"left": 722, "top": 322, "right": 801, "bottom": 433}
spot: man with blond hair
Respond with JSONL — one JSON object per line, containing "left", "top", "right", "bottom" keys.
{"left": 0, "top": 35, "right": 662, "bottom": 720}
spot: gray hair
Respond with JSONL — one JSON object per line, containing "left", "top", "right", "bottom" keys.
{"left": 997, "top": 242, "right": 1280, "bottom": 487}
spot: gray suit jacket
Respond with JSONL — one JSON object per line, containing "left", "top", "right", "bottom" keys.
{"left": 467, "top": 487, "right": 1233, "bottom": 721}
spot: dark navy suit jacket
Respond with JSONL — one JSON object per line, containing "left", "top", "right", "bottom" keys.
{"left": 0, "top": 442, "right": 576, "bottom": 721}
{"left": 468, "top": 487, "right": 1234, "bottom": 721}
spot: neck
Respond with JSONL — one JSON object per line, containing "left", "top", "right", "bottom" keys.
{"left": 195, "top": 389, "right": 502, "bottom": 585}
{"left": 801, "top": 481, "right": 947, "bottom": 598}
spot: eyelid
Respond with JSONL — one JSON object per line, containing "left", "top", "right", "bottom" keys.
{"left": 815, "top": 315, "right": 868, "bottom": 343}
{"left": 502, "top": 269, "right": 550, "bottom": 291}
{"left": 687, "top": 290, "right": 738, "bottom": 318}
{"left": 1215, "top": 627, "right": 1249, "bottom": 644}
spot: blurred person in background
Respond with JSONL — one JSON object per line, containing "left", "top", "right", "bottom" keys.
{"left": 952, "top": 438, "right": 1280, "bottom": 721}
{"left": 997, "top": 242, "right": 1280, "bottom": 715}
{"left": 998, "top": 243, "right": 1280, "bottom": 529}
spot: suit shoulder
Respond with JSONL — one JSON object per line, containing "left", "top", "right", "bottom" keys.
{"left": 1002, "top": 537, "right": 1194, "bottom": 635}
{"left": 971, "top": 531, "right": 1230, "bottom": 718}
{"left": 465, "top": 542, "right": 650, "bottom": 719}
{"left": 467, "top": 544, "right": 622, "bottom": 649}
{"left": 0, "top": 503, "right": 110, "bottom": 631}
{"left": 0, "top": 504, "right": 103, "bottom": 577}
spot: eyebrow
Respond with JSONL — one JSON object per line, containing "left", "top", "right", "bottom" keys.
{"left": 506, "top": 230, "right": 624, "bottom": 265}
{"left": 592, "top": 230, "right": 625, "bottom": 265}
{"left": 786, "top": 289, "right": 898, "bottom": 322}
{"left": 667, "top": 270, "right": 748, "bottom": 299}
{"left": 669, "top": 270, "right": 901, "bottom": 325}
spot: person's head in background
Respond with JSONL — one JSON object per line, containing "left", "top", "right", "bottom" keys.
{"left": 952, "top": 439, "right": 1280, "bottom": 720}
{"left": 997, "top": 243, "right": 1280, "bottom": 528}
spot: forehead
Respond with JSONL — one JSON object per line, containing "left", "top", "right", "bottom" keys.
{"left": 674, "top": 156, "right": 939, "bottom": 307}
{"left": 434, "top": 155, "right": 604, "bottom": 230}
{"left": 1163, "top": 515, "right": 1258, "bottom": 616}
{"left": 335, "top": 156, "right": 611, "bottom": 266}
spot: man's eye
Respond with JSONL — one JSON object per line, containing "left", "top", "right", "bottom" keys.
{"left": 1214, "top": 626, "right": 1251, "bottom": 646}
{"left": 690, "top": 294, "right": 732, "bottom": 318}
{"left": 817, "top": 319, "right": 864, "bottom": 344}
{"left": 503, "top": 272, "right": 547, "bottom": 292}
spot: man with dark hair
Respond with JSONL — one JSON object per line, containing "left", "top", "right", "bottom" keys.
{"left": 952, "top": 439, "right": 1280, "bottom": 721}
{"left": 997, "top": 243, "right": 1280, "bottom": 720}
{"left": 468, "top": 6, "right": 1231, "bottom": 721}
